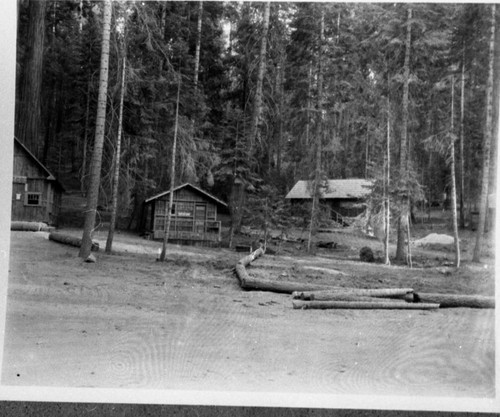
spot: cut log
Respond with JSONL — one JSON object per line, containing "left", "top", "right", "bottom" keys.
{"left": 292, "top": 288, "right": 414, "bottom": 301}
{"left": 239, "top": 278, "right": 335, "bottom": 294}
{"left": 11, "top": 221, "right": 54, "bottom": 232}
{"left": 49, "top": 232, "right": 99, "bottom": 252}
{"left": 411, "top": 292, "right": 495, "bottom": 309}
{"left": 235, "top": 248, "right": 333, "bottom": 293}
{"left": 291, "top": 293, "right": 407, "bottom": 303}
{"left": 293, "top": 300, "right": 440, "bottom": 310}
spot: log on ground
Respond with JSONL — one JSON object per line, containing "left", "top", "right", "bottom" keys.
{"left": 292, "top": 288, "right": 414, "bottom": 301}
{"left": 239, "top": 277, "right": 335, "bottom": 294}
{"left": 411, "top": 292, "right": 495, "bottom": 309}
{"left": 49, "top": 232, "right": 99, "bottom": 252}
{"left": 293, "top": 300, "right": 439, "bottom": 310}
{"left": 235, "top": 248, "right": 334, "bottom": 293}
{"left": 292, "top": 293, "right": 408, "bottom": 303}
{"left": 11, "top": 221, "right": 54, "bottom": 232}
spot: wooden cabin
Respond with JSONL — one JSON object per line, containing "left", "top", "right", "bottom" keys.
{"left": 142, "top": 183, "right": 228, "bottom": 245}
{"left": 12, "top": 137, "right": 64, "bottom": 225}
{"left": 285, "top": 178, "right": 372, "bottom": 225}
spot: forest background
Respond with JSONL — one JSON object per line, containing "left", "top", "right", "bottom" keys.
{"left": 14, "top": 0, "right": 499, "bottom": 263}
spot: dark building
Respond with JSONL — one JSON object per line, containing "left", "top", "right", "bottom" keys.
{"left": 142, "top": 183, "right": 228, "bottom": 245}
{"left": 11, "top": 137, "right": 64, "bottom": 226}
{"left": 285, "top": 178, "right": 372, "bottom": 224}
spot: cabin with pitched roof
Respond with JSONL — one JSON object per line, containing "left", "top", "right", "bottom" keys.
{"left": 142, "top": 183, "right": 228, "bottom": 245}
{"left": 285, "top": 179, "right": 372, "bottom": 224}
{"left": 12, "top": 137, "right": 64, "bottom": 225}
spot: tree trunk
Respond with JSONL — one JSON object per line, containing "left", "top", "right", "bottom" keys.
{"left": 15, "top": 0, "right": 47, "bottom": 157}
{"left": 450, "top": 75, "right": 460, "bottom": 267}
{"left": 106, "top": 56, "right": 127, "bottom": 253}
{"left": 276, "top": 56, "right": 285, "bottom": 177}
{"left": 395, "top": 7, "right": 412, "bottom": 263}
{"left": 193, "top": 1, "right": 203, "bottom": 89}
{"left": 159, "top": 75, "right": 182, "bottom": 262}
{"left": 459, "top": 45, "right": 466, "bottom": 229}
{"left": 249, "top": 1, "right": 270, "bottom": 149}
{"left": 472, "top": 4, "right": 496, "bottom": 263}
{"left": 384, "top": 96, "right": 391, "bottom": 265}
{"left": 79, "top": 0, "right": 112, "bottom": 259}
{"left": 307, "top": 9, "right": 325, "bottom": 253}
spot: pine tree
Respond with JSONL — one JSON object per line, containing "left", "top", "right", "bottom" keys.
{"left": 106, "top": 54, "right": 127, "bottom": 253}
{"left": 79, "top": 0, "right": 112, "bottom": 259}
{"left": 473, "top": 4, "right": 497, "bottom": 262}
{"left": 395, "top": 7, "right": 413, "bottom": 264}
{"left": 15, "top": 0, "right": 47, "bottom": 157}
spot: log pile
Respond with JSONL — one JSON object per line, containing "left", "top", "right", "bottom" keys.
{"left": 234, "top": 250, "right": 495, "bottom": 310}
{"left": 49, "top": 232, "right": 100, "bottom": 252}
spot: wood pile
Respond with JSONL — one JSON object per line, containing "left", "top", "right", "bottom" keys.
{"left": 234, "top": 249, "right": 495, "bottom": 310}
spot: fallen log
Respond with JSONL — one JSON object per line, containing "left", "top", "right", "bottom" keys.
{"left": 49, "top": 232, "right": 99, "bottom": 252}
{"left": 239, "top": 278, "right": 335, "bottom": 294}
{"left": 293, "top": 300, "right": 439, "bottom": 310}
{"left": 235, "top": 248, "right": 335, "bottom": 293}
{"left": 410, "top": 292, "right": 495, "bottom": 309}
{"left": 291, "top": 293, "right": 407, "bottom": 303}
{"left": 11, "top": 221, "right": 54, "bottom": 232}
{"left": 292, "top": 288, "right": 414, "bottom": 301}
{"left": 235, "top": 247, "right": 265, "bottom": 286}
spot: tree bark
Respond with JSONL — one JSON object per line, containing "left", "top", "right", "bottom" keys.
{"left": 15, "top": 0, "right": 47, "bottom": 157}
{"left": 106, "top": 56, "right": 127, "bottom": 253}
{"left": 472, "top": 4, "right": 496, "bottom": 262}
{"left": 395, "top": 7, "right": 412, "bottom": 263}
{"left": 79, "top": 0, "right": 112, "bottom": 259}
{"left": 293, "top": 300, "right": 439, "bottom": 310}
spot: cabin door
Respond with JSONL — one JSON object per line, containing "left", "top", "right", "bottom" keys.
{"left": 194, "top": 204, "right": 206, "bottom": 234}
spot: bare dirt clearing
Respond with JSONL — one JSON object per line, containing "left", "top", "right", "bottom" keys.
{"left": 1, "top": 228, "right": 495, "bottom": 398}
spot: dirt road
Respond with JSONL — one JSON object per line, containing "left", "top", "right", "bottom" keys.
{"left": 1, "top": 231, "right": 495, "bottom": 398}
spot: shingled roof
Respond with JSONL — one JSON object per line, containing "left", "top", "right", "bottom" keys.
{"left": 145, "top": 183, "right": 227, "bottom": 208}
{"left": 285, "top": 179, "right": 372, "bottom": 200}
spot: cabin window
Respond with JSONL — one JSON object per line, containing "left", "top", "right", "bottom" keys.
{"left": 25, "top": 192, "right": 42, "bottom": 206}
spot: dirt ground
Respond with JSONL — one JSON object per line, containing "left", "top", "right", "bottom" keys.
{"left": 1, "top": 222, "right": 496, "bottom": 399}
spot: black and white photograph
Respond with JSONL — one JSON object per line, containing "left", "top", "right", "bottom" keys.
{"left": 0, "top": 0, "right": 498, "bottom": 412}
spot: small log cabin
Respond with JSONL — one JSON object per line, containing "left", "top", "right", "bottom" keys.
{"left": 12, "top": 137, "right": 64, "bottom": 225}
{"left": 142, "top": 183, "right": 228, "bottom": 245}
{"left": 285, "top": 178, "right": 372, "bottom": 224}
